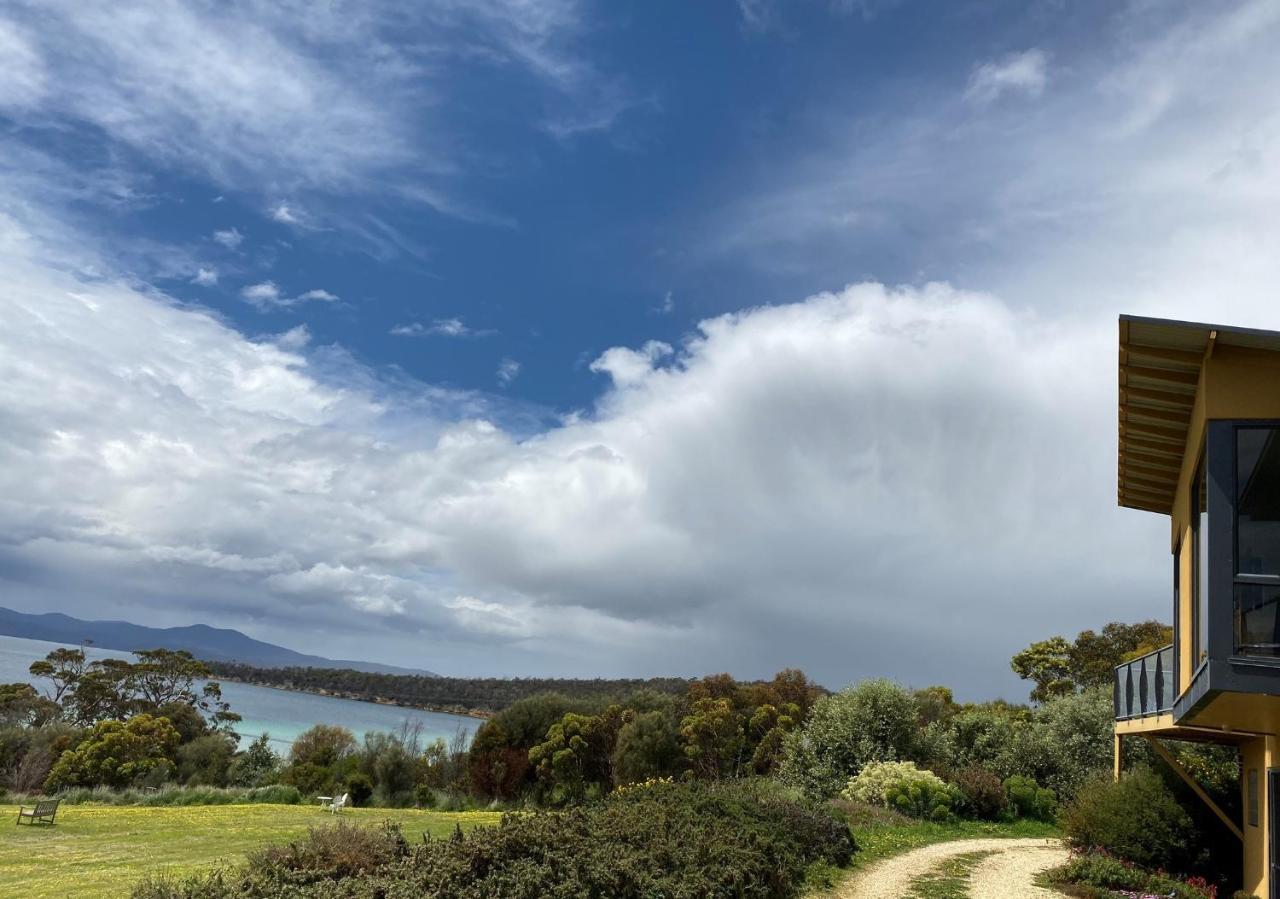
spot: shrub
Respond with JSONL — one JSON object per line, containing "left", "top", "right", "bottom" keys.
{"left": 842, "top": 760, "right": 958, "bottom": 821}
{"left": 612, "top": 710, "right": 681, "bottom": 784}
{"left": 131, "top": 780, "right": 854, "bottom": 899}
{"left": 1063, "top": 768, "right": 1196, "bottom": 872}
{"left": 1004, "top": 775, "right": 1057, "bottom": 821}
{"left": 414, "top": 784, "right": 436, "bottom": 808}
{"left": 45, "top": 715, "right": 180, "bottom": 791}
{"left": 1049, "top": 852, "right": 1214, "bottom": 899}
{"left": 246, "top": 785, "right": 301, "bottom": 805}
{"left": 346, "top": 773, "right": 374, "bottom": 807}
{"left": 779, "top": 679, "right": 920, "bottom": 797}
{"left": 951, "top": 766, "right": 1009, "bottom": 820}
{"left": 1011, "top": 687, "right": 1114, "bottom": 802}
{"left": 177, "top": 734, "right": 236, "bottom": 787}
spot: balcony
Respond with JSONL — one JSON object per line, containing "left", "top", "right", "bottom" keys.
{"left": 1113, "top": 644, "right": 1174, "bottom": 720}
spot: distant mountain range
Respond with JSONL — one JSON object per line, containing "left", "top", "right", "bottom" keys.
{"left": 0, "top": 606, "right": 437, "bottom": 676}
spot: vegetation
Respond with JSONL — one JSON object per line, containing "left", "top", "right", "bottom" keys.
{"left": 1063, "top": 768, "right": 1198, "bottom": 873}
{"left": 1011, "top": 620, "right": 1171, "bottom": 703}
{"left": 1046, "top": 852, "right": 1216, "bottom": 899}
{"left": 841, "top": 760, "right": 959, "bottom": 821}
{"left": 130, "top": 781, "right": 854, "bottom": 899}
{"left": 204, "top": 661, "right": 706, "bottom": 714}
{"left": 906, "top": 849, "right": 996, "bottom": 899}
{"left": 0, "top": 802, "right": 497, "bottom": 899}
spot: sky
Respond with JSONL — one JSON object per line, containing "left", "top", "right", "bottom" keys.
{"left": 2, "top": 0, "right": 1280, "bottom": 700}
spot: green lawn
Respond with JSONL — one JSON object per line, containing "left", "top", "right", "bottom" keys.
{"left": 0, "top": 803, "right": 501, "bottom": 899}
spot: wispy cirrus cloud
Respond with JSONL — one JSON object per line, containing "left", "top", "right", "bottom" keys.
{"left": 964, "top": 49, "right": 1048, "bottom": 105}
{"left": 391, "top": 318, "right": 496, "bottom": 339}
{"left": 496, "top": 357, "right": 521, "bottom": 386}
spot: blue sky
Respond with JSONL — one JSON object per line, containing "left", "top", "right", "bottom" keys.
{"left": 3, "top": 1, "right": 1280, "bottom": 697}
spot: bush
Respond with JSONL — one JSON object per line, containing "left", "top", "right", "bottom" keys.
{"left": 131, "top": 780, "right": 855, "bottom": 899}
{"left": 45, "top": 715, "right": 180, "bottom": 791}
{"left": 950, "top": 766, "right": 1009, "bottom": 820}
{"left": 1011, "top": 687, "right": 1114, "bottom": 802}
{"left": 246, "top": 785, "right": 301, "bottom": 805}
{"left": 1063, "top": 768, "right": 1196, "bottom": 872}
{"left": 1049, "top": 852, "right": 1214, "bottom": 899}
{"left": 779, "top": 680, "right": 921, "bottom": 797}
{"left": 177, "top": 734, "right": 236, "bottom": 787}
{"left": 841, "top": 760, "right": 958, "bottom": 821}
{"left": 1004, "top": 775, "right": 1057, "bottom": 821}
{"left": 346, "top": 773, "right": 374, "bottom": 807}
{"left": 414, "top": 784, "right": 436, "bottom": 808}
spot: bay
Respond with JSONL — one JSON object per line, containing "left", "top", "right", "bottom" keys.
{"left": 0, "top": 633, "right": 476, "bottom": 750}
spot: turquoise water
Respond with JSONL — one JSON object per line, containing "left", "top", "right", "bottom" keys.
{"left": 0, "top": 633, "right": 476, "bottom": 750}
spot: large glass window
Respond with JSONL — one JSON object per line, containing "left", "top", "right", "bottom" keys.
{"left": 1235, "top": 426, "right": 1280, "bottom": 657}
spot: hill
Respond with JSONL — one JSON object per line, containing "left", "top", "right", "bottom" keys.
{"left": 0, "top": 606, "right": 436, "bottom": 676}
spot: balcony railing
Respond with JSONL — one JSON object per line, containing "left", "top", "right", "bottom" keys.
{"left": 1113, "top": 644, "right": 1174, "bottom": 720}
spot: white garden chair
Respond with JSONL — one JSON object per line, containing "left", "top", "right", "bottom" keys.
{"left": 316, "top": 792, "right": 349, "bottom": 814}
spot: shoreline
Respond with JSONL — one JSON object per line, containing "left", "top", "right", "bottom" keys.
{"left": 216, "top": 675, "right": 493, "bottom": 720}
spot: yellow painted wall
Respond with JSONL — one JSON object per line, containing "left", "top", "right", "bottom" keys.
{"left": 1241, "top": 735, "right": 1271, "bottom": 898}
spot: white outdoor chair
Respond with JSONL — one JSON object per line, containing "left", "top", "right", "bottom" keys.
{"left": 324, "top": 792, "right": 349, "bottom": 814}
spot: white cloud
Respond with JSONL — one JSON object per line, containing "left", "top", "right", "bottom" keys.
{"left": 0, "top": 19, "right": 46, "bottom": 110}
{"left": 212, "top": 228, "right": 243, "bottom": 250}
{"left": 270, "top": 202, "right": 301, "bottom": 225}
{"left": 589, "top": 340, "right": 672, "bottom": 387}
{"left": 391, "top": 318, "right": 495, "bottom": 338}
{"left": 296, "top": 289, "right": 338, "bottom": 303}
{"left": 240, "top": 282, "right": 339, "bottom": 311}
{"left": 276, "top": 324, "right": 311, "bottom": 351}
{"left": 191, "top": 267, "right": 218, "bottom": 286}
{"left": 654, "top": 290, "right": 675, "bottom": 315}
{"left": 240, "top": 280, "right": 282, "bottom": 306}
{"left": 965, "top": 49, "right": 1048, "bottom": 105}
{"left": 496, "top": 357, "right": 521, "bottom": 386}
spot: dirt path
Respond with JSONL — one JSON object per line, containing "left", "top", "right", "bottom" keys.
{"left": 835, "top": 837, "right": 1068, "bottom": 898}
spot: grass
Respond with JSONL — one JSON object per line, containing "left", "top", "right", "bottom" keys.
{"left": 905, "top": 849, "right": 996, "bottom": 898}
{"left": 0, "top": 802, "right": 500, "bottom": 899}
{"left": 847, "top": 817, "right": 1061, "bottom": 872}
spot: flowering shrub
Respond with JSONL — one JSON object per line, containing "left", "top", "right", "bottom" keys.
{"left": 1003, "top": 775, "right": 1057, "bottom": 821}
{"left": 841, "top": 761, "right": 959, "bottom": 821}
{"left": 1048, "top": 850, "right": 1216, "bottom": 899}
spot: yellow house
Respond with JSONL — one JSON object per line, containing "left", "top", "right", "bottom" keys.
{"left": 1115, "top": 314, "right": 1280, "bottom": 898}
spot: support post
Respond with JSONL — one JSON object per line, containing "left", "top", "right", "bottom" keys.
{"left": 1114, "top": 733, "right": 1123, "bottom": 781}
{"left": 1141, "top": 734, "right": 1244, "bottom": 842}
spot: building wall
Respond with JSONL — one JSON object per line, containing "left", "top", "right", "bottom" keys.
{"left": 1171, "top": 345, "right": 1280, "bottom": 701}
{"left": 1241, "top": 735, "right": 1271, "bottom": 898}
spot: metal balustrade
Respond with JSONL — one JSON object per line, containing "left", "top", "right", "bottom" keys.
{"left": 1113, "top": 644, "right": 1174, "bottom": 720}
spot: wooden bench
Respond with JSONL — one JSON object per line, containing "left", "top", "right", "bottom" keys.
{"left": 16, "top": 799, "right": 60, "bottom": 826}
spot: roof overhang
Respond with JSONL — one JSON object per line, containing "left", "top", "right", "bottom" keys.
{"left": 1119, "top": 315, "right": 1280, "bottom": 514}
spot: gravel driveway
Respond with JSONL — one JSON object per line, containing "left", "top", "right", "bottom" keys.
{"left": 835, "top": 837, "right": 1068, "bottom": 898}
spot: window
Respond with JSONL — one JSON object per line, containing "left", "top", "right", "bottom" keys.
{"left": 1192, "top": 454, "right": 1208, "bottom": 665}
{"left": 1235, "top": 426, "right": 1280, "bottom": 657}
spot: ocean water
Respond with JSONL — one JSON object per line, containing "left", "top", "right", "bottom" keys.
{"left": 0, "top": 633, "right": 476, "bottom": 750}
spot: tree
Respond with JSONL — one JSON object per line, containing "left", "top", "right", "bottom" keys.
{"left": 679, "top": 698, "right": 744, "bottom": 780}
{"left": 290, "top": 724, "right": 356, "bottom": 768}
{"left": 177, "top": 733, "right": 236, "bottom": 786}
{"left": 529, "top": 708, "right": 625, "bottom": 803}
{"left": 1011, "top": 621, "right": 1173, "bottom": 702}
{"left": 44, "top": 714, "right": 180, "bottom": 790}
{"left": 28, "top": 648, "right": 87, "bottom": 703}
{"left": 0, "top": 682, "right": 60, "bottom": 727}
{"left": 1010, "top": 637, "right": 1074, "bottom": 704}
{"left": 228, "top": 733, "right": 280, "bottom": 787}
{"left": 612, "top": 711, "right": 680, "bottom": 784}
